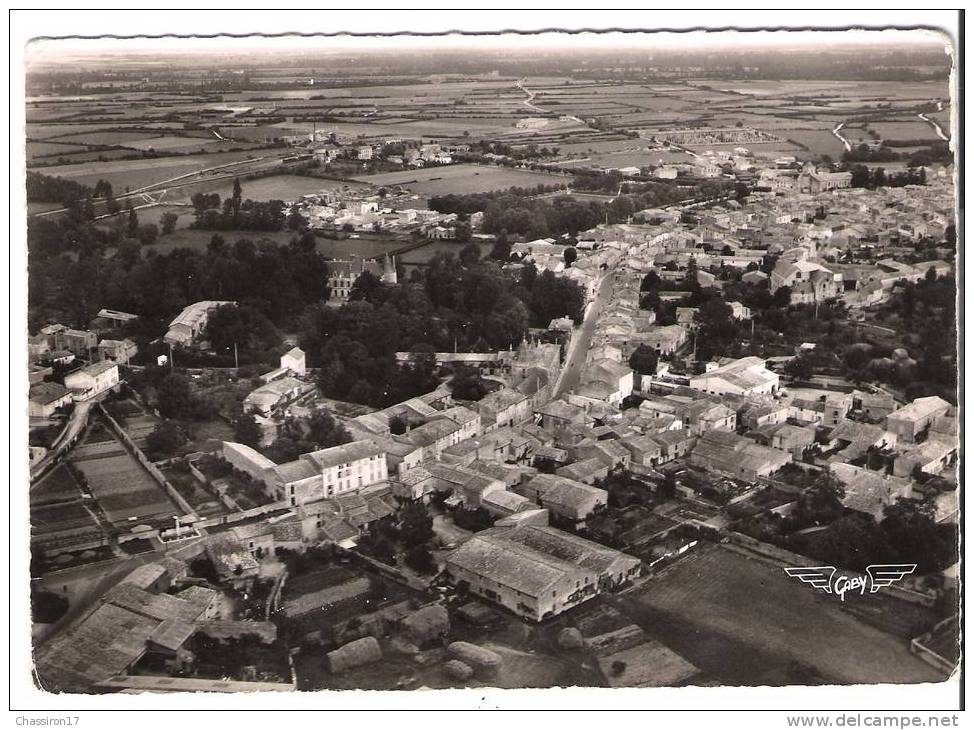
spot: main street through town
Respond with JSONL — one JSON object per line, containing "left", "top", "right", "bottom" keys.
{"left": 552, "top": 265, "right": 618, "bottom": 399}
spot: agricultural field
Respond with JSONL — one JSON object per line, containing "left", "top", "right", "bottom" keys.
{"left": 26, "top": 141, "right": 92, "bottom": 160}
{"left": 614, "top": 544, "right": 945, "bottom": 686}
{"left": 31, "top": 501, "right": 102, "bottom": 540}
{"left": 35, "top": 148, "right": 287, "bottom": 192}
{"left": 351, "top": 163, "right": 570, "bottom": 196}
{"left": 69, "top": 429, "right": 178, "bottom": 527}
{"left": 398, "top": 240, "right": 492, "bottom": 270}
{"left": 174, "top": 174, "right": 369, "bottom": 203}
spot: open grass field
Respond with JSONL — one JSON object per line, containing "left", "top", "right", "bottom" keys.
{"left": 70, "top": 434, "right": 178, "bottom": 527}
{"left": 352, "top": 163, "right": 569, "bottom": 195}
{"left": 612, "top": 544, "right": 945, "bottom": 686}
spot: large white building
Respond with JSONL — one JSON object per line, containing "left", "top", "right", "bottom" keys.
{"left": 64, "top": 361, "right": 119, "bottom": 400}
{"left": 268, "top": 440, "right": 388, "bottom": 505}
{"left": 163, "top": 301, "right": 236, "bottom": 347}
{"left": 689, "top": 356, "right": 779, "bottom": 397}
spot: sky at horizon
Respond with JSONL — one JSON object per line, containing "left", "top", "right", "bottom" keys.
{"left": 26, "top": 28, "right": 951, "bottom": 68}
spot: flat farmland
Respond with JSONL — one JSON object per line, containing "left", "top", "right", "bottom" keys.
{"left": 868, "top": 120, "right": 942, "bottom": 141}
{"left": 122, "top": 136, "right": 262, "bottom": 153}
{"left": 179, "top": 174, "right": 370, "bottom": 203}
{"left": 352, "top": 163, "right": 569, "bottom": 195}
{"left": 782, "top": 128, "right": 848, "bottom": 158}
{"left": 26, "top": 141, "right": 91, "bottom": 160}
{"left": 70, "top": 436, "right": 178, "bottom": 526}
{"left": 614, "top": 544, "right": 944, "bottom": 686}
{"left": 38, "top": 148, "right": 287, "bottom": 192}
{"left": 45, "top": 129, "right": 160, "bottom": 146}
{"left": 398, "top": 240, "right": 492, "bottom": 269}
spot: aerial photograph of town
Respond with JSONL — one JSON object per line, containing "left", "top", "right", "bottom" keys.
{"left": 17, "top": 16, "right": 960, "bottom": 710}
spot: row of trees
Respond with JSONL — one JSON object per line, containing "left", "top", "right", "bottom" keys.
{"left": 190, "top": 181, "right": 288, "bottom": 231}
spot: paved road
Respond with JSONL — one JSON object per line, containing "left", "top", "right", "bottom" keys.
{"left": 29, "top": 400, "right": 92, "bottom": 484}
{"left": 553, "top": 268, "right": 617, "bottom": 399}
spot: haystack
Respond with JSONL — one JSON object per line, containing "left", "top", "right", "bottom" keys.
{"left": 326, "top": 636, "right": 382, "bottom": 674}
{"left": 444, "top": 659, "right": 474, "bottom": 681}
{"left": 447, "top": 641, "right": 501, "bottom": 673}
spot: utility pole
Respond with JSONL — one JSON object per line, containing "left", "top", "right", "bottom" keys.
{"left": 234, "top": 342, "right": 239, "bottom": 370}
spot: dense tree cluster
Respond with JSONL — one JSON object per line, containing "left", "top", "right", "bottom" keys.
{"left": 428, "top": 183, "right": 564, "bottom": 216}
{"left": 128, "top": 368, "right": 218, "bottom": 421}
{"left": 204, "top": 303, "right": 283, "bottom": 361}
{"left": 847, "top": 164, "right": 928, "bottom": 190}
{"left": 26, "top": 171, "right": 94, "bottom": 204}
{"left": 262, "top": 408, "right": 352, "bottom": 463}
{"left": 297, "top": 251, "right": 582, "bottom": 407}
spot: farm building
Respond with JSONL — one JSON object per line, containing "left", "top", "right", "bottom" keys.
{"left": 242, "top": 376, "right": 312, "bottom": 417}
{"left": 164, "top": 301, "right": 236, "bottom": 347}
{"left": 444, "top": 524, "right": 640, "bottom": 621}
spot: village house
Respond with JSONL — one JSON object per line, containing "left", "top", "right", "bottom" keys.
{"left": 517, "top": 473, "right": 609, "bottom": 524}
{"left": 60, "top": 328, "right": 99, "bottom": 358}
{"left": 747, "top": 423, "right": 816, "bottom": 459}
{"left": 476, "top": 387, "right": 532, "bottom": 432}
{"left": 97, "top": 338, "right": 138, "bottom": 364}
{"left": 28, "top": 382, "right": 73, "bottom": 418}
{"left": 556, "top": 457, "right": 610, "bottom": 485}
{"left": 885, "top": 396, "right": 952, "bottom": 443}
{"left": 689, "top": 430, "right": 791, "bottom": 479}
{"left": 403, "top": 418, "right": 464, "bottom": 460}
{"left": 829, "top": 463, "right": 912, "bottom": 521}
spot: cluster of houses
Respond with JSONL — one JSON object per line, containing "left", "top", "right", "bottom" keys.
{"left": 182, "top": 166, "right": 955, "bottom": 624}
{"left": 284, "top": 188, "right": 475, "bottom": 238}
{"left": 283, "top": 129, "right": 466, "bottom": 168}
{"left": 34, "top": 556, "right": 288, "bottom": 694}
{"left": 27, "top": 310, "right": 141, "bottom": 414}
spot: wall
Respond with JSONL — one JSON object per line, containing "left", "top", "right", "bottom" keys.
{"left": 98, "top": 404, "right": 197, "bottom": 519}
